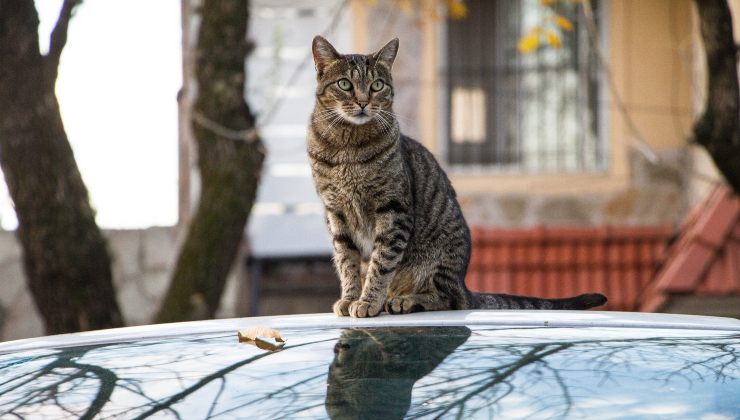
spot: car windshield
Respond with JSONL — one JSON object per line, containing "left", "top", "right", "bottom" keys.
{"left": 1, "top": 326, "right": 739, "bottom": 419}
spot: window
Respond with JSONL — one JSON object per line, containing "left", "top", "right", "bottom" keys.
{"left": 446, "top": 0, "right": 605, "bottom": 172}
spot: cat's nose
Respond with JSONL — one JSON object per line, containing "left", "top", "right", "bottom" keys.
{"left": 357, "top": 100, "right": 369, "bottom": 109}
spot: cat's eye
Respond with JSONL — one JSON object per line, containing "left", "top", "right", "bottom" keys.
{"left": 370, "top": 80, "right": 385, "bottom": 92}
{"left": 337, "top": 79, "right": 352, "bottom": 91}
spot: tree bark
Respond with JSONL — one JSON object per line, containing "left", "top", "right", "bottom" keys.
{"left": 693, "top": 0, "right": 740, "bottom": 194}
{"left": 156, "top": 0, "right": 264, "bottom": 323}
{"left": 0, "top": 0, "right": 123, "bottom": 334}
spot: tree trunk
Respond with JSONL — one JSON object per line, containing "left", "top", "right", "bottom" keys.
{"left": 156, "top": 0, "right": 264, "bottom": 323}
{"left": 693, "top": 0, "right": 740, "bottom": 194}
{"left": 0, "top": 0, "right": 123, "bottom": 334}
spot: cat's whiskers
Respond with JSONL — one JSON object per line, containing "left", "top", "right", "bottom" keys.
{"left": 378, "top": 109, "right": 409, "bottom": 127}
{"left": 374, "top": 110, "right": 395, "bottom": 135}
{"left": 321, "top": 113, "right": 345, "bottom": 136}
{"left": 314, "top": 108, "right": 343, "bottom": 123}
{"left": 316, "top": 107, "right": 346, "bottom": 136}
{"left": 375, "top": 113, "right": 392, "bottom": 135}
{"left": 316, "top": 115, "right": 341, "bottom": 126}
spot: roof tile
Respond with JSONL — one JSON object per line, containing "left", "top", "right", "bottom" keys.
{"left": 466, "top": 225, "right": 671, "bottom": 311}
{"left": 639, "top": 185, "right": 740, "bottom": 311}
{"left": 466, "top": 187, "right": 738, "bottom": 313}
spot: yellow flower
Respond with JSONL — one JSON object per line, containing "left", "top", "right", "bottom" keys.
{"left": 518, "top": 31, "right": 540, "bottom": 53}
{"left": 446, "top": 0, "right": 468, "bottom": 19}
{"left": 555, "top": 15, "right": 574, "bottom": 31}
{"left": 546, "top": 30, "right": 562, "bottom": 48}
{"left": 541, "top": 0, "right": 556, "bottom": 5}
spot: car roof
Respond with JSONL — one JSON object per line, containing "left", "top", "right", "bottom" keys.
{"left": 2, "top": 310, "right": 739, "bottom": 354}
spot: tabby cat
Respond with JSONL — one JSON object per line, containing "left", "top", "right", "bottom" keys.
{"left": 307, "top": 36, "right": 607, "bottom": 318}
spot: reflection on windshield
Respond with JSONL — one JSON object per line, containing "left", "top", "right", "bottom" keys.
{"left": 0, "top": 328, "right": 739, "bottom": 419}
{"left": 406, "top": 330, "right": 740, "bottom": 419}
{"left": 325, "top": 327, "right": 471, "bottom": 419}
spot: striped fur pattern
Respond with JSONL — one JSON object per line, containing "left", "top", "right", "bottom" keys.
{"left": 308, "top": 36, "right": 607, "bottom": 317}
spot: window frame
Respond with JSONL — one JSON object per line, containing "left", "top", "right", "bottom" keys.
{"left": 438, "top": 0, "right": 611, "bottom": 176}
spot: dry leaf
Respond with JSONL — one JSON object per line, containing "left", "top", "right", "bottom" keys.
{"left": 237, "top": 326, "right": 285, "bottom": 343}
{"left": 251, "top": 337, "right": 285, "bottom": 352}
{"left": 237, "top": 327, "right": 286, "bottom": 352}
{"left": 239, "top": 337, "right": 285, "bottom": 352}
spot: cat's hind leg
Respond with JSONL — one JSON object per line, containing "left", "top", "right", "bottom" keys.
{"left": 385, "top": 293, "right": 451, "bottom": 314}
{"left": 384, "top": 266, "right": 466, "bottom": 314}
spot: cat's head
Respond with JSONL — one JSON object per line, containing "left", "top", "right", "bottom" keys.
{"left": 311, "top": 35, "right": 398, "bottom": 126}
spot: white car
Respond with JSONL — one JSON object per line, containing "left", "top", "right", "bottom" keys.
{"left": 1, "top": 311, "right": 739, "bottom": 419}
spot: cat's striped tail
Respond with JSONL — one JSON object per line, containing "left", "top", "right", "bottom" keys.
{"left": 473, "top": 292, "right": 607, "bottom": 310}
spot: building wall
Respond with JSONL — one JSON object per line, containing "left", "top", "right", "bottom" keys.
{"left": 0, "top": 227, "right": 244, "bottom": 341}
{"left": 353, "top": 0, "right": 700, "bottom": 227}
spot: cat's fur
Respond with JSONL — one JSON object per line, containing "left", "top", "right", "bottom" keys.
{"left": 307, "top": 36, "right": 607, "bottom": 318}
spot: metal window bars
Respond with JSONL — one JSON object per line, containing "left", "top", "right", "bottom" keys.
{"left": 445, "top": 0, "right": 605, "bottom": 173}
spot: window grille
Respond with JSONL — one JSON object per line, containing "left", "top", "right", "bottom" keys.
{"left": 445, "top": 0, "right": 605, "bottom": 172}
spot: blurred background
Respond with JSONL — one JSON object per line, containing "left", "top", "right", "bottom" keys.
{"left": 0, "top": 0, "right": 738, "bottom": 340}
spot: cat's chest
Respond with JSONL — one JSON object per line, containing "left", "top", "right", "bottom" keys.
{"left": 320, "top": 166, "right": 378, "bottom": 209}
{"left": 334, "top": 171, "right": 376, "bottom": 219}
{"left": 320, "top": 166, "right": 382, "bottom": 256}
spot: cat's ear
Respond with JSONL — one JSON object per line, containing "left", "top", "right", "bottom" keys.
{"left": 312, "top": 36, "right": 341, "bottom": 75}
{"left": 372, "top": 38, "right": 399, "bottom": 69}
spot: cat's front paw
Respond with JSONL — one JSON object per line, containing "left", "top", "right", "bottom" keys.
{"left": 348, "top": 299, "right": 382, "bottom": 318}
{"left": 333, "top": 298, "right": 356, "bottom": 316}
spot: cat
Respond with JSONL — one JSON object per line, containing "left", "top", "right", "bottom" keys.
{"left": 325, "top": 327, "right": 471, "bottom": 419}
{"left": 307, "top": 35, "right": 607, "bottom": 318}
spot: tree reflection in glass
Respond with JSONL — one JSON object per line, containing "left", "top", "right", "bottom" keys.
{"left": 0, "top": 328, "right": 738, "bottom": 419}
{"left": 407, "top": 329, "right": 740, "bottom": 418}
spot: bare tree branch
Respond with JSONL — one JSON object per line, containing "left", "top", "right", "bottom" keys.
{"left": 45, "top": 0, "right": 81, "bottom": 82}
{"left": 693, "top": 0, "right": 740, "bottom": 193}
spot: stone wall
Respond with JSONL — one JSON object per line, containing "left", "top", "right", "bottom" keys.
{"left": 0, "top": 227, "right": 244, "bottom": 341}
{"left": 459, "top": 149, "right": 690, "bottom": 228}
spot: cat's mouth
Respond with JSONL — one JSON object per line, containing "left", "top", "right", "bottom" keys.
{"left": 343, "top": 112, "right": 373, "bottom": 125}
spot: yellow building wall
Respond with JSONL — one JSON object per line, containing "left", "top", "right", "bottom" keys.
{"left": 448, "top": 0, "right": 695, "bottom": 195}
{"left": 613, "top": 0, "right": 695, "bottom": 149}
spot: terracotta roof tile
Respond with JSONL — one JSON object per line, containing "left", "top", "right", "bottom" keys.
{"left": 466, "top": 225, "right": 673, "bottom": 311}
{"left": 654, "top": 242, "right": 715, "bottom": 292}
{"left": 467, "top": 186, "right": 739, "bottom": 313}
{"left": 638, "top": 185, "right": 740, "bottom": 311}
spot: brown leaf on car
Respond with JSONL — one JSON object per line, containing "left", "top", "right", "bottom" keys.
{"left": 251, "top": 337, "right": 285, "bottom": 352}
{"left": 237, "top": 327, "right": 286, "bottom": 352}
{"left": 237, "top": 326, "right": 285, "bottom": 342}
